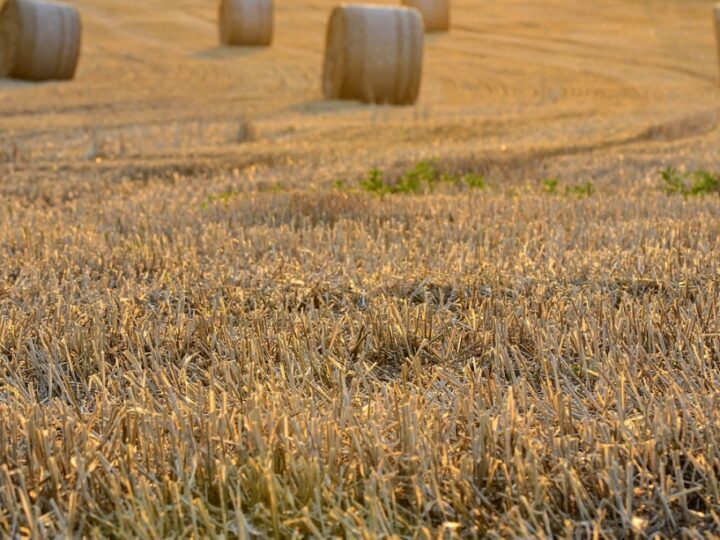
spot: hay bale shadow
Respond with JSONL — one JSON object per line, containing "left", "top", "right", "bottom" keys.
{"left": 193, "top": 47, "right": 265, "bottom": 60}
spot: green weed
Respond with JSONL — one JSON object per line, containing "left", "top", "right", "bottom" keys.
{"left": 401, "top": 160, "right": 440, "bottom": 189}
{"left": 661, "top": 167, "right": 687, "bottom": 195}
{"left": 690, "top": 170, "right": 719, "bottom": 195}
{"left": 202, "top": 189, "right": 240, "bottom": 209}
{"left": 360, "top": 168, "right": 392, "bottom": 195}
{"left": 359, "top": 161, "right": 487, "bottom": 195}
{"left": 566, "top": 182, "right": 594, "bottom": 198}
{"left": 661, "top": 167, "right": 719, "bottom": 196}
{"left": 542, "top": 178, "right": 560, "bottom": 194}
{"left": 462, "top": 172, "right": 487, "bottom": 190}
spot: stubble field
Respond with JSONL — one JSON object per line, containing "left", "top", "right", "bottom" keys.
{"left": 1, "top": 0, "right": 719, "bottom": 537}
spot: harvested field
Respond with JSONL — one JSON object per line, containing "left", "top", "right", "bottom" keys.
{"left": 0, "top": 0, "right": 719, "bottom": 537}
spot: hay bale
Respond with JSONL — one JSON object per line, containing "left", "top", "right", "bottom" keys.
{"left": 0, "top": 0, "right": 81, "bottom": 81}
{"left": 402, "top": 0, "right": 449, "bottom": 32}
{"left": 219, "top": 0, "right": 273, "bottom": 47}
{"left": 715, "top": 4, "right": 720, "bottom": 77}
{"left": 322, "top": 4, "right": 424, "bottom": 105}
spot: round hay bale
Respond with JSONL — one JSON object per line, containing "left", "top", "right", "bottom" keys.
{"left": 322, "top": 4, "right": 424, "bottom": 105}
{"left": 402, "top": 0, "right": 449, "bottom": 33}
{"left": 219, "top": 0, "right": 273, "bottom": 47}
{"left": 715, "top": 4, "right": 720, "bottom": 78}
{"left": 0, "top": 0, "right": 19, "bottom": 77}
{"left": 0, "top": 0, "right": 81, "bottom": 81}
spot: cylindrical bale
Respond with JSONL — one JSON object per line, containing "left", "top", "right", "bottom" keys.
{"left": 322, "top": 4, "right": 424, "bottom": 105}
{"left": 715, "top": 4, "right": 720, "bottom": 78}
{"left": 219, "top": 0, "right": 273, "bottom": 46}
{"left": 0, "top": 0, "right": 81, "bottom": 81}
{"left": 0, "top": 1, "right": 18, "bottom": 77}
{"left": 402, "top": 0, "right": 449, "bottom": 32}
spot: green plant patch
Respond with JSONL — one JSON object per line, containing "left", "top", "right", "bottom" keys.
{"left": 542, "top": 178, "right": 560, "bottom": 194}
{"left": 566, "top": 182, "right": 594, "bottom": 198}
{"left": 359, "top": 161, "right": 488, "bottom": 195}
{"left": 661, "top": 167, "right": 719, "bottom": 196}
{"left": 202, "top": 189, "right": 241, "bottom": 209}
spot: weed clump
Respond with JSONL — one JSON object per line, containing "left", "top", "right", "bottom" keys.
{"left": 566, "top": 181, "right": 594, "bottom": 198}
{"left": 661, "top": 167, "right": 719, "bottom": 196}
{"left": 358, "top": 160, "right": 487, "bottom": 195}
{"left": 540, "top": 178, "right": 593, "bottom": 198}
{"left": 359, "top": 168, "right": 390, "bottom": 194}
{"left": 201, "top": 188, "right": 240, "bottom": 209}
{"left": 542, "top": 178, "right": 560, "bottom": 194}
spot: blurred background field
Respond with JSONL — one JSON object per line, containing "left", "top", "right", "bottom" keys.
{"left": 0, "top": 0, "right": 718, "bottom": 190}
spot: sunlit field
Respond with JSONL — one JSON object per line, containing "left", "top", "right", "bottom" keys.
{"left": 1, "top": 0, "right": 719, "bottom": 537}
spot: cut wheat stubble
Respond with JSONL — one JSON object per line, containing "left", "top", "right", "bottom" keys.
{"left": 322, "top": 4, "right": 424, "bottom": 105}
{"left": 219, "top": 0, "right": 273, "bottom": 47}
{"left": 403, "top": 0, "right": 449, "bottom": 32}
{"left": 0, "top": 0, "right": 81, "bottom": 81}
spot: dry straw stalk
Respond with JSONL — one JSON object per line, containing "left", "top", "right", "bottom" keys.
{"left": 219, "top": 0, "right": 273, "bottom": 46}
{"left": 0, "top": 0, "right": 81, "bottom": 81}
{"left": 403, "top": 0, "right": 450, "bottom": 32}
{"left": 1, "top": 169, "right": 719, "bottom": 537}
{"left": 323, "top": 4, "right": 424, "bottom": 105}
